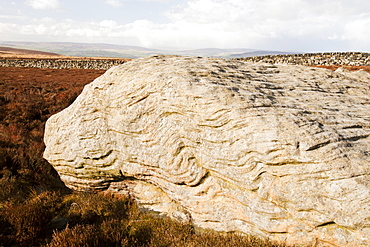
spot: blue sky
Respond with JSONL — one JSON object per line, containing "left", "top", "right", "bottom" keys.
{"left": 0, "top": 0, "right": 370, "bottom": 52}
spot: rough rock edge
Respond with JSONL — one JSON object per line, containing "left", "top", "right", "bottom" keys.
{"left": 44, "top": 56, "right": 370, "bottom": 247}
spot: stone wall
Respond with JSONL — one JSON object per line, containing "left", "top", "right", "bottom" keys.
{"left": 238, "top": 52, "right": 370, "bottom": 66}
{"left": 0, "top": 59, "right": 125, "bottom": 70}
{"left": 1, "top": 52, "right": 369, "bottom": 69}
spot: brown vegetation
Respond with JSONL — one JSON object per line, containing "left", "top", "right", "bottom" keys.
{"left": 1, "top": 190, "right": 285, "bottom": 247}
{"left": 0, "top": 67, "right": 105, "bottom": 197}
{"left": 311, "top": 65, "right": 370, "bottom": 73}
{"left": 0, "top": 66, "right": 289, "bottom": 247}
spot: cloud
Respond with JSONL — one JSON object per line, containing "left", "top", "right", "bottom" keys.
{"left": 105, "top": 0, "right": 171, "bottom": 6}
{"left": 2, "top": 0, "right": 370, "bottom": 51}
{"left": 160, "top": 0, "right": 370, "bottom": 50}
{"left": 25, "top": 0, "right": 61, "bottom": 10}
{"left": 0, "top": 15, "right": 26, "bottom": 20}
{"left": 343, "top": 15, "right": 370, "bottom": 51}
{"left": 105, "top": 0, "right": 124, "bottom": 7}
{"left": 140, "top": 0, "right": 172, "bottom": 2}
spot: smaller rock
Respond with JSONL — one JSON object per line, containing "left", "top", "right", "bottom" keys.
{"left": 335, "top": 67, "right": 351, "bottom": 73}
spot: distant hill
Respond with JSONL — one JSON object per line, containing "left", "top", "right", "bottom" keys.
{"left": 1, "top": 41, "right": 296, "bottom": 59}
{"left": 0, "top": 46, "right": 61, "bottom": 56}
{"left": 0, "top": 41, "right": 162, "bottom": 59}
{"left": 0, "top": 46, "right": 67, "bottom": 59}
{"left": 228, "top": 50, "right": 296, "bottom": 58}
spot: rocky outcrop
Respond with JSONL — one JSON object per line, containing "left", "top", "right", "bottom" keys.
{"left": 44, "top": 56, "right": 370, "bottom": 247}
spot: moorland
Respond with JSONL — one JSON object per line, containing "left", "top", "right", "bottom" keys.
{"left": 0, "top": 47, "right": 369, "bottom": 246}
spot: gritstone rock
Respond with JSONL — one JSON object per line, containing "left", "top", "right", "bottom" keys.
{"left": 44, "top": 56, "right": 370, "bottom": 247}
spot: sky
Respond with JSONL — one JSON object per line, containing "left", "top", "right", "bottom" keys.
{"left": 0, "top": 0, "right": 369, "bottom": 52}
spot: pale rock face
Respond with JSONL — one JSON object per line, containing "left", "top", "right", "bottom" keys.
{"left": 44, "top": 56, "right": 370, "bottom": 247}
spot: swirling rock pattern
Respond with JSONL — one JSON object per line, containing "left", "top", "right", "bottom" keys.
{"left": 44, "top": 56, "right": 370, "bottom": 247}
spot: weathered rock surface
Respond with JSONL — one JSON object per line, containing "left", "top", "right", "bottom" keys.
{"left": 44, "top": 56, "right": 370, "bottom": 247}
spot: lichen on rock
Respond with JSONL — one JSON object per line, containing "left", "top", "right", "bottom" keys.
{"left": 44, "top": 55, "right": 370, "bottom": 247}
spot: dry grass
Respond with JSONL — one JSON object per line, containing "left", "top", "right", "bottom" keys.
{"left": 2, "top": 190, "right": 288, "bottom": 246}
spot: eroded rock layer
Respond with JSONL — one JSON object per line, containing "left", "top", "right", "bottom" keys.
{"left": 44, "top": 56, "right": 370, "bottom": 246}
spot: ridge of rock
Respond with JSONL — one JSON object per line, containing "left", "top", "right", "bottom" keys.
{"left": 44, "top": 56, "right": 370, "bottom": 247}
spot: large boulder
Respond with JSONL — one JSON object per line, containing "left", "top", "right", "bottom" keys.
{"left": 44, "top": 56, "right": 370, "bottom": 246}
